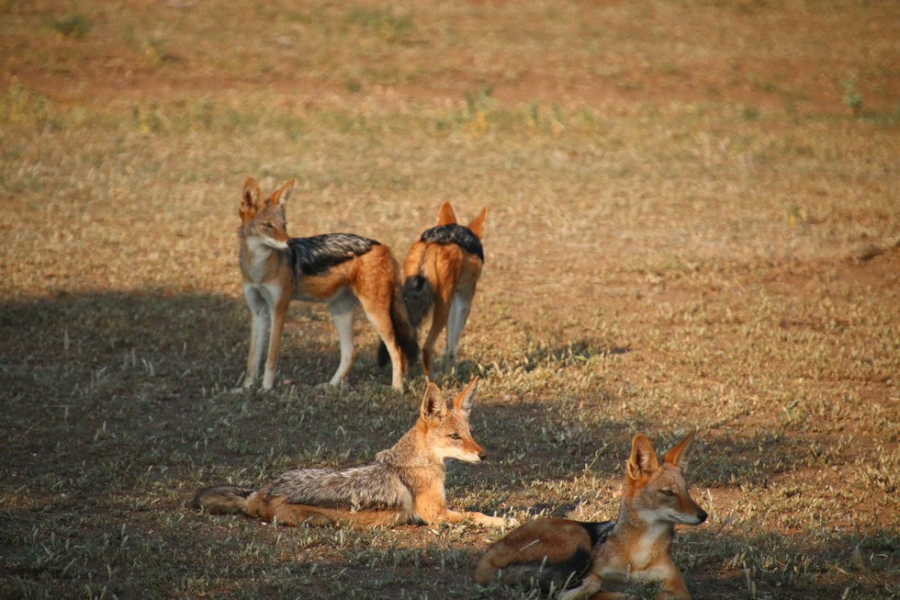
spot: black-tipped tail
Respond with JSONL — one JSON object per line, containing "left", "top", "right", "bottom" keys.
{"left": 376, "top": 342, "right": 390, "bottom": 368}
{"left": 191, "top": 485, "right": 254, "bottom": 514}
{"left": 490, "top": 548, "right": 593, "bottom": 592}
{"left": 401, "top": 275, "right": 434, "bottom": 329}
{"left": 487, "top": 521, "right": 613, "bottom": 591}
{"left": 377, "top": 282, "right": 420, "bottom": 368}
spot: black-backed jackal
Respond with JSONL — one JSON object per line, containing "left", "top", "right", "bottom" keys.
{"left": 476, "top": 432, "right": 707, "bottom": 599}
{"left": 192, "top": 378, "right": 506, "bottom": 528}
{"left": 380, "top": 201, "right": 486, "bottom": 377}
{"left": 238, "top": 177, "right": 417, "bottom": 390}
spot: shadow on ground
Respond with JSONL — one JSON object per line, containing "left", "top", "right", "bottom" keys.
{"left": 1, "top": 293, "right": 894, "bottom": 599}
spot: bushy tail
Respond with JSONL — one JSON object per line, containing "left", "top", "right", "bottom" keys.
{"left": 377, "top": 281, "right": 420, "bottom": 368}
{"left": 401, "top": 274, "right": 434, "bottom": 329}
{"left": 475, "top": 550, "right": 592, "bottom": 591}
{"left": 191, "top": 485, "right": 254, "bottom": 515}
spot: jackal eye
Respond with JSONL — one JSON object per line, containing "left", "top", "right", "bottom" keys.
{"left": 449, "top": 433, "right": 462, "bottom": 441}
{"left": 660, "top": 489, "right": 675, "bottom": 497}
{"left": 263, "top": 222, "right": 274, "bottom": 229}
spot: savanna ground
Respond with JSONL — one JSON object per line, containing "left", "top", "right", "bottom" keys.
{"left": 1, "top": 1, "right": 898, "bottom": 598}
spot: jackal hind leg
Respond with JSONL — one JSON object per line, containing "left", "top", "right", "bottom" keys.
{"left": 356, "top": 291, "right": 405, "bottom": 391}
{"left": 444, "top": 287, "right": 475, "bottom": 364}
{"left": 422, "top": 297, "right": 449, "bottom": 379}
{"left": 265, "top": 499, "right": 336, "bottom": 527}
{"left": 328, "top": 293, "right": 356, "bottom": 387}
{"left": 362, "top": 304, "right": 404, "bottom": 390}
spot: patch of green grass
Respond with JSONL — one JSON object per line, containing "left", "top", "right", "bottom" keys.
{"left": 0, "top": 82, "right": 50, "bottom": 128}
{"left": 345, "top": 7, "right": 413, "bottom": 44}
{"left": 123, "top": 26, "right": 174, "bottom": 65}
{"left": 842, "top": 78, "right": 864, "bottom": 116}
{"left": 47, "top": 12, "right": 91, "bottom": 39}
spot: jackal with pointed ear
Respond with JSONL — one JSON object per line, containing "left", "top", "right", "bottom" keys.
{"left": 379, "top": 201, "right": 487, "bottom": 377}
{"left": 476, "top": 432, "right": 707, "bottom": 599}
{"left": 191, "top": 378, "right": 506, "bottom": 528}
{"left": 238, "top": 177, "right": 417, "bottom": 390}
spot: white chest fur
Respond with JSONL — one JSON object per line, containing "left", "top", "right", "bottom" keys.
{"left": 243, "top": 237, "right": 275, "bottom": 284}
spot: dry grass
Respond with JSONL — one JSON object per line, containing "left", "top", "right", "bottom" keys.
{"left": 1, "top": 1, "right": 899, "bottom": 599}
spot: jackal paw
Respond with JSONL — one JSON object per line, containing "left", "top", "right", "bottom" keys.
{"left": 475, "top": 514, "right": 509, "bottom": 528}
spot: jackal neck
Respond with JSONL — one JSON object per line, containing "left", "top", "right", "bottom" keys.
{"left": 239, "top": 231, "right": 288, "bottom": 283}
{"left": 380, "top": 426, "right": 446, "bottom": 471}
{"left": 614, "top": 501, "right": 676, "bottom": 546}
{"left": 609, "top": 512, "right": 676, "bottom": 575}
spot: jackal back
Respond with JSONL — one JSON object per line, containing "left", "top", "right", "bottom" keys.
{"left": 289, "top": 233, "right": 381, "bottom": 278}
{"left": 261, "top": 462, "right": 413, "bottom": 511}
{"left": 420, "top": 224, "right": 484, "bottom": 262}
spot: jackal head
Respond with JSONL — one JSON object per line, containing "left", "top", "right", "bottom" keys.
{"left": 624, "top": 432, "right": 708, "bottom": 527}
{"left": 418, "top": 377, "right": 486, "bottom": 464}
{"left": 436, "top": 201, "right": 488, "bottom": 240}
{"left": 239, "top": 177, "right": 294, "bottom": 250}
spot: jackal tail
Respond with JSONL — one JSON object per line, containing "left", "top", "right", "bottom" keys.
{"left": 401, "top": 274, "right": 434, "bottom": 329}
{"left": 479, "top": 559, "right": 591, "bottom": 592}
{"left": 377, "top": 281, "right": 420, "bottom": 368}
{"left": 191, "top": 485, "right": 255, "bottom": 515}
{"left": 474, "top": 519, "right": 614, "bottom": 589}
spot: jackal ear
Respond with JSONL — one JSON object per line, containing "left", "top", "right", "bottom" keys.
{"left": 467, "top": 207, "right": 487, "bottom": 239}
{"left": 662, "top": 431, "right": 696, "bottom": 472}
{"left": 269, "top": 179, "right": 295, "bottom": 206}
{"left": 436, "top": 201, "right": 457, "bottom": 226}
{"left": 626, "top": 434, "right": 659, "bottom": 481}
{"left": 241, "top": 177, "right": 263, "bottom": 217}
{"left": 452, "top": 377, "right": 479, "bottom": 417}
{"left": 420, "top": 382, "right": 447, "bottom": 422}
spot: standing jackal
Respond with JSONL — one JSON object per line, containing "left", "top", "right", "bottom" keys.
{"left": 380, "top": 201, "right": 487, "bottom": 377}
{"left": 476, "top": 432, "right": 707, "bottom": 599}
{"left": 191, "top": 378, "right": 506, "bottom": 528}
{"left": 238, "top": 177, "right": 417, "bottom": 390}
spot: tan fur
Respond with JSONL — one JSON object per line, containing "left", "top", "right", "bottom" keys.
{"left": 244, "top": 495, "right": 409, "bottom": 529}
{"left": 466, "top": 206, "right": 487, "bottom": 239}
{"left": 239, "top": 176, "right": 413, "bottom": 390}
{"left": 192, "top": 379, "right": 506, "bottom": 529}
{"left": 436, "top": 200, "right": 458, "bottom": 225}
{"left": 477, "top": 433, "right": 707, "bottom": 600}
{"left": 475, "top": 518, "right": 593, "bottom": 585}
{"left": 402, "top": 202, "right": 487, "bottom": 377}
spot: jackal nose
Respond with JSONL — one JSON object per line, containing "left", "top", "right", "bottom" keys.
{"left": 697, "top": 509, "right": 708, "bottom": 523}
{"left": 478, "top": 452, "right": 486, "bottom": 461}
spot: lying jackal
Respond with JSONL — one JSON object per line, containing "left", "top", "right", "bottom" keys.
{"left": 476, "top": 432, "right": 707, "bottom": 599}
{"left": 192, "top": 378, "right": 506, "bottom": 528}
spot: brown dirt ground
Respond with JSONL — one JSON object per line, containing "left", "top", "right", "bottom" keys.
{"left": 1, "top": 1, "right": 898, "bottom": 599}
